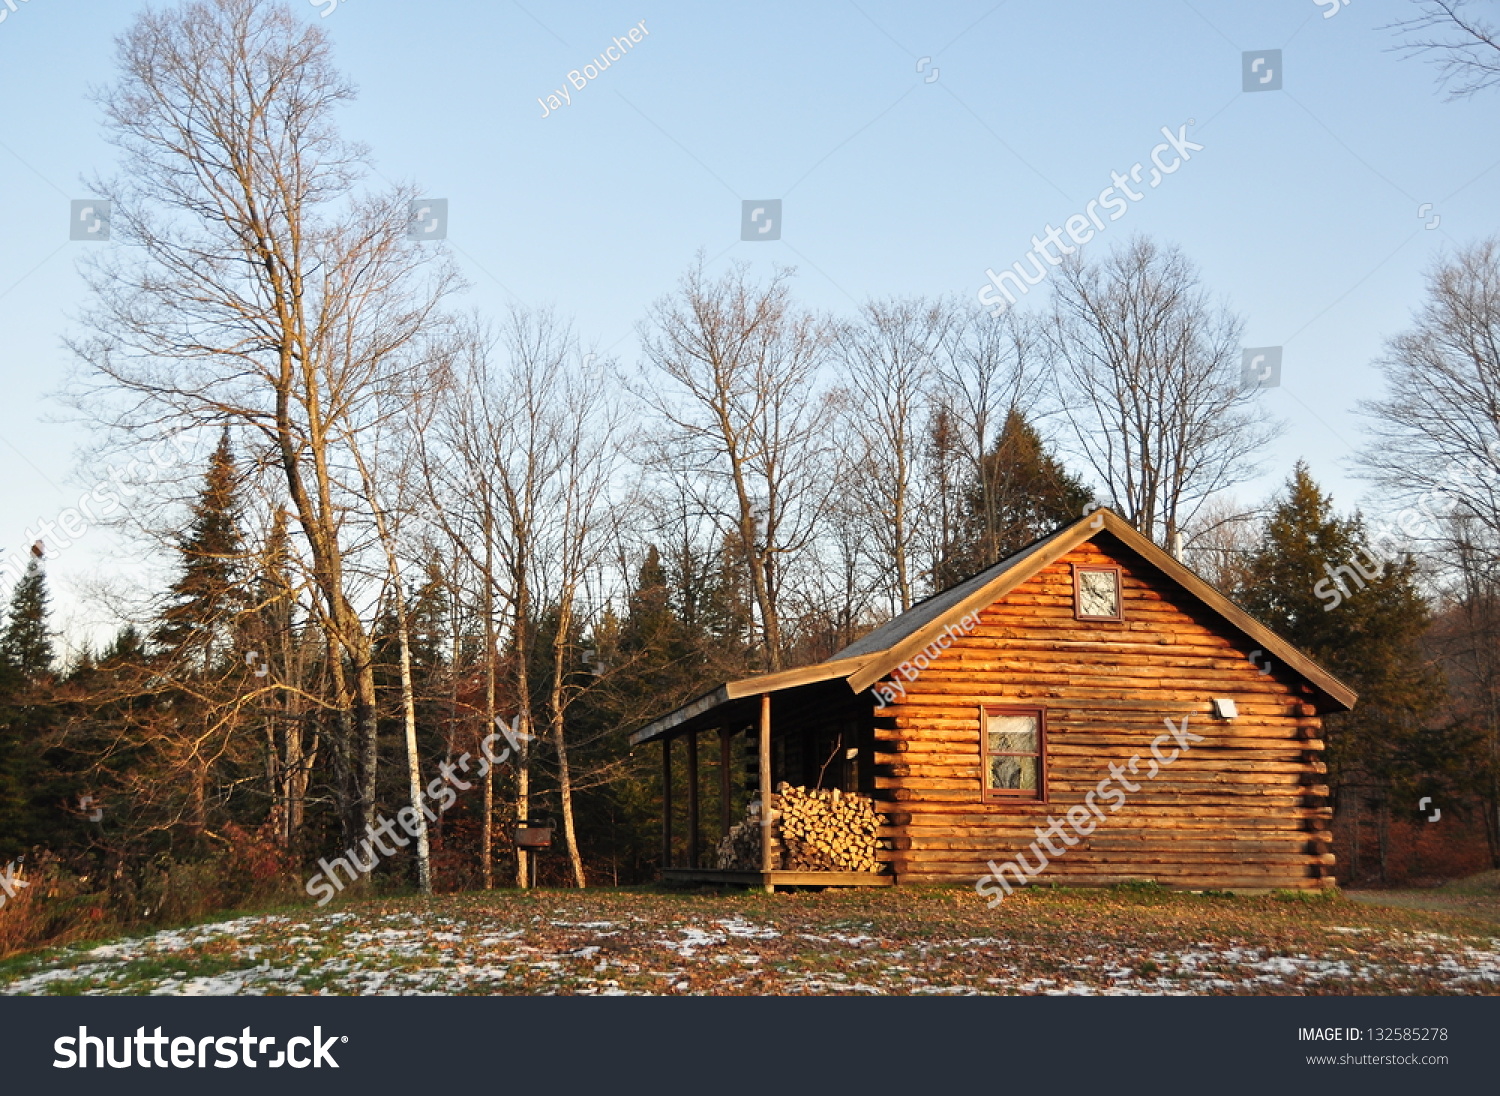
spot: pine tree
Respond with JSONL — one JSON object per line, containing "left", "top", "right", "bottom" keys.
{"left": 939, "top": 409, "right": 1093, "bottom": 584}
{"left": 0, "top": 556, "right": 58, "bottom": 858}
{"left": 0, "top": 557, "right": 55, "bottom": 679}
{"left": 1234, "top": 463, "right": 1452, "bottom": 881}
{"left": 146, "top": 429, "right": 251, "bottom": 839}
{"left": 152, "top": 428, "right": 246, "bottom": 666}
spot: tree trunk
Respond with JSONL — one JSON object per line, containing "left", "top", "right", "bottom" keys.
{"left": 393, "top": 580, "right": 433, "bottom": 895}
{"left": 1378, "top": 799, "right": 1390, "bottom": 886}
{"left": 548, "top": 601, "right": 586, "bottom": 888}
{"left": 482, "top": 524, "right": 497, "bottom": 890}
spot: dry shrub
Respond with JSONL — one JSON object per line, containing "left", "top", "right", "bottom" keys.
{"left": 0, "top": 827, "right": 303, "bottom": 960}
{"left": 0, "top": 855, "right": 107, "bottom": 960}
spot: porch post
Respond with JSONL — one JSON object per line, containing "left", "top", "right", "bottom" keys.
{"left": 686, "top": 730, "right": 700, "bottom": 869}
{"left": 759, "top": 692, "right": 773, "bottom": 893}
{"left": 661, "top": 736, "right": 673, "bottom": 872}
{"left": 719, "top": 726, "right": 733, "bottom": 839}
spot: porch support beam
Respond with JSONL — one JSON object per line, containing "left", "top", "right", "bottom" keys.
{"left": 758, "top": 693, "right": 773, "bottom": 893}
{"left": 719, "top": 727, "right": 733, "bottom": 839}
{"left": 686, "top": 730, "right": 700, "bottom": 870}
{"left": 661, "top": 736, "right": 672, "bottom": 871}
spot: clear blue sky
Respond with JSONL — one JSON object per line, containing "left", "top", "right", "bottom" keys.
{"left": 1, "top": 0, "right": 1495, "bottom": 647}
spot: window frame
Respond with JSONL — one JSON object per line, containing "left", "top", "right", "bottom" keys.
{"left": 1073, "top": 563, "right": 1123, "bottom": 622}
{"left": 980, "top": 705, "right": 1048, "bottom": 804}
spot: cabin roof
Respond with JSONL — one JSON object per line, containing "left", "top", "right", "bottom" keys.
{"left": 629, "top": 508, "right": 1358, "bottom": 746}
{"left": 829, "top": 527, "right": 1066, "bottom": 660}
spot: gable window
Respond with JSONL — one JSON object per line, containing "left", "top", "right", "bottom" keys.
{"left": 982, "top": 706, "right": 1046, "bottom": 802}
{"left": 1074, "top": 564, "right": 1122, "bottom": 621}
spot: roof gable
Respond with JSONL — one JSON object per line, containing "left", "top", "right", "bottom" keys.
{"left": 841, "top": 510, "right": 1356, "bottom": 709}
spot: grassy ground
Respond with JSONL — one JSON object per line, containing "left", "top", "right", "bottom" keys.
{"left": 0, "top": 882, "right": 1497, "bottom": 996}
{"left": 1347, "top": 870, "right": 1500, "bottom": 926}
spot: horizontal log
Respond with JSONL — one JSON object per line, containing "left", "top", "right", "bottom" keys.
{"left": 881, "top": 788, "right": 1325, "bottom": 806}
{"left": 891, "top": 839, "right": 1316, "bottom": 854}
{"left": 900, "top": 873, "right": 1325, "bottom": 888}
{"left": 880, "top": 817, "right": 1317, "bottom": 837}
{"left": 884, "top": 804, "right": 1335, "bottom": 823}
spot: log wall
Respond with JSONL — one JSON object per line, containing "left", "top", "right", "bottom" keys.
{"left": 873, "top": 537, "right": 1334, "bottom": 890}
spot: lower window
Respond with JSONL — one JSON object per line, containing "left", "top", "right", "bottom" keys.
{"left": 982, "top": 706, "right": 1046, "bottom": 802}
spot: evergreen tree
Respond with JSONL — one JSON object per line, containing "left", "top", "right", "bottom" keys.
{"left": 939, "top": 409, "right": 1093, "bottom": 584}
{"left": 145, "top": 429, "right": 252, "bottom": 841}
{"left": 0, "top": 555, "right": 59, "bottom": 858}
{"left": 1234, "top": 464, "right": 1454, "bottom": 879}
{"left": 0, "top": 556, "right": 55, "bottom": 679}
{"left": 152, "top": 428, "right": 246, "bottom": 666}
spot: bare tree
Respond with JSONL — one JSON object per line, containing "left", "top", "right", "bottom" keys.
{"left": 1392, "top": 0, "right": 1500, "bottom": 99}
{"left": 833, "top": 298, "right": 951, "bottom": 613}
{"left": 424, "top": 311, "right": 622, "bottom": 888}
{"left": 1179, "top": 494, "right": 1262, "bottom": 592}
{"left": 346, "top": 424, "right": 435, "bottom": 896}
{"left": 637, "top": 258, "right": 835, "bottom": 671}
{"left": 1358, "top": 237, "right": 1500, "bottom": 552}
{"left": 1357, "top": 237, "right": 1500, "bottom": 853}
{"left": 535, "top": 357, "right": 624, "bottom": 888}
{"left": 1045, "top": 237, "right": 1278, "bottom": 547}
{"left": 930, "top": 308, "right": 1049, "bottom": 575}
{"left": 70, "top": 0, "right": 459, "bottom": 845}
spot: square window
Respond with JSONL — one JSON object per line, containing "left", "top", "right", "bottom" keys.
{"left": 1074, "top": 565, "right": 1122, "bottom": 620}
{"left": 982, "top": 707, "right": 1046, "bottom": 802}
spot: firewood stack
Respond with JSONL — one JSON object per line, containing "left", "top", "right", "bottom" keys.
{"left": 713, "top": 783, "right": 886, "bottom": 873}
{"left": 714, "top": 803, "right": 776, "bottom": 871}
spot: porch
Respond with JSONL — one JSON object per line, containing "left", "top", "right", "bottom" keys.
{"left": 628, "top": 658, "right": 887, "bottom": 892}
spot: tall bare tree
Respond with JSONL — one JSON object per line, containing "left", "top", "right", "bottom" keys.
{"left": 1046, "top": 237, "right": 1277, "bottom": 547}
{"left": 70, "top": 0, "right": 458, "bottom": 845}
{"left": 833, "top": 298, "right": 950, "bottom": 613}
{"left": 638, "top": 258, "right": 834, "bottom": 671}
{"left": 1359, "top": 239, "right": 1500, "bottom": 856}
{"left": 1359, "top": 237, "right": 1500, "bottom": 551}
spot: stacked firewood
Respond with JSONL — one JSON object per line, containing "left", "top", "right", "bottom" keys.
{"left": 714, "top": 804, "right": 776, "bottom": 871}
{"left": 713, "top": 784, "right": 885, "bottom": 873}
{"left": 777, "top": 783, "right": 883, "bottom": 872}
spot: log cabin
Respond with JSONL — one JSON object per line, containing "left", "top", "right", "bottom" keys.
{"left": 629, "top": 508, "right": 1356, "bottom": 894}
